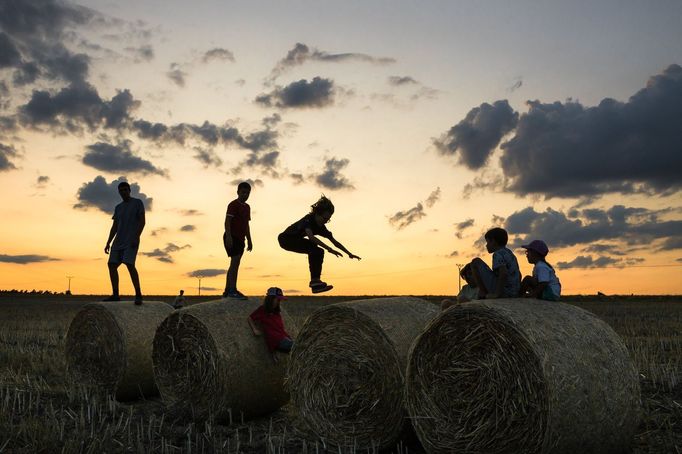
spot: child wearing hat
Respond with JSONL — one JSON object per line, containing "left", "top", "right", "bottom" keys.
{"left": 247, "top": 287, "right": 294, "bottom": 353}
{"left": 520, "top": 240, "right": 562, "bottom": 301}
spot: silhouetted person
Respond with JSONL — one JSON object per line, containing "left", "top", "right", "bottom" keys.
{"left": 173, "top": 289, "right": 185, "bottom": 309}
{"left": 104, "top": 181, "right": 145, "bottom": 304}
{"left": 223, "top": 181, "right": 253, "bottom": 299}
{"left": 278, "top": 195, "right": 360, "bottom": 293}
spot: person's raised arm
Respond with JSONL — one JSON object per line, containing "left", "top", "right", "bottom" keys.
{"left": 329, "top": 237, "right": 361, "bottom": 260}
{"left": 305, "top": 228, "right": 342, "bottom": 257}
{"left": 105, "top": 219, "right": 118, "bottom": 254}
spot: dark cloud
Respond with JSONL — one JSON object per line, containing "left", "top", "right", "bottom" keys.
{"left": 0, "top": 143, "right": 19, "bottom": 171}
{"left": 313, "top": 157, "right": 354, "bottom": 190}
{"left": 455, "top": 218, "right": 475, "bottom": 239}
{"left": 0, "top": 0, "right": 97, "bottom": 85}
{"left": 150, "top": 227, "right": 168, "bottom": 237}
{"left": 556, "top": 255, "right": 620, "bottom": 269}
{"left": 193, "top": 147, "right": 222, "bottom": 168}
{"left": 581, "top": 243, "right": 627, "bottom": 256}
{"left": 434, "top": 100, "right": 518, "bottom": 170}
{"left": 180, "top": 224, "right": 196, "bottom": 232}
{"left": 83, "top": 140, "right": 166, "bottom": 176}
{"left": 267, "top": 42, "right": 395, "bottom": 83}
{"left": 256, "top": 77, "right": 335, "bottom": 109}
{"left": 425, "top": 187, "right": 441, "bottom": 208}
{"left": 0, "top": 32, "right": 21, "bottom": 68}
{"left": 179, "top": 209, "right": 203, "bottom": 216}
{"left": 388, "top": 76, "right": 418, "bottom": 86}
{"left": 35, "top": 175, "right": 49, "bottom": 188}
{"left": 388, "top": 203, "right": 425, "bottom": 230}
{"left": 497, "top": 64, "right": 682, "bottom": 198}
{"left": 503, "top": 205, "right": 682, "bottom": 252}
{"left": 73, "top": 175, "right": 153, "bottom": 213}
{"left": 229, "top": 178, "right": 264, "bottom": 188}
{"left": 141, "top": 242, "right": 190, "bottom": 263}
{"left": 167, "top": 63, "right": 186, "bottom": 87}
{"left": 202, "top": 48, "right": 235, "bottom": 63}
{"left": 20, "top": 84, "right": 139, "bottom": 131}
{"left": 0, "top": 253, "right": 59, "bottom": 264}
{"left": 448, "top": 251, "right": 459, "bottom": 257}
{"left": 125, "top": 44, "right": 154, "bottom": 62}
{"left": 187, "top": 268, "right": 225, "bottom": 278}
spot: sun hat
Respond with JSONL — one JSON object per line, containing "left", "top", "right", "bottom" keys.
{"left": 521, "top": 240, "right": 549, "bottom": 256}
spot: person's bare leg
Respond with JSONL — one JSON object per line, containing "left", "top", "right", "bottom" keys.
{"left": 108, "top": 263, "right": 120, "bottom": 296}
{"left": 126, "top": 263, "right": 142, "bottom": 299}
{"left": 227, "top": 254, "right": 242, "bottom": 291}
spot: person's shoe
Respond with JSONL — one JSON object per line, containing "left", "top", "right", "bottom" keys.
{"left": 226, "top": 289, "right": 248, "bottom": 300}
{"left": 310, "top": 281, "right": 333, "bottom": 294}
{"left": 134, "top": 295, "right": 143, "bottom": 305}
{"left": 102, "top": 295, "right": 121, "bottom": 302}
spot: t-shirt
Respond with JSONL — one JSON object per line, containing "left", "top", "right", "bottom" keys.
{"left": 492, "top": 247, "right": 521, "bottom": 297}
{"left": 280, "top": 213, "right": 333, "bottom": 240}
{"left": 533, "top": 261, "right": 561, "bottom": 297}
{"left": 111, "top": 198, "right": 145, "bottom": 250}
{"left": 249, "top": 306, "right": 290, "bottom": 352}
{"left": 226, "top": 199, "right": 251, "bottom": 240}
{"left": 173, "top": 295, "right": 185, "bottom": 309}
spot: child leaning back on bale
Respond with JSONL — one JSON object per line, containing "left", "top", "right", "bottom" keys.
{"left": 248, "top": 287, "right": 294, "bottom": 354}
{"left": 520, "top": 240, "right": 562, "bottom": 301}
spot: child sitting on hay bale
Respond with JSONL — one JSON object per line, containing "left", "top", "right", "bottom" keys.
{"left": 520, "top": 240, "right": 562, "bottom": 301}
{"left": 441, "top": 263, "right": 478, "bottom": 310}
{"left": 469, "top": 227, "right": 521, "bottom": 299}
{"left": 248, "top": 287, "right": 294, "bottom": 353}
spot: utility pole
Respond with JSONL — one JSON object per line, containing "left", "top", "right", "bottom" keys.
{"left": 455, "top": 264, "right": 464, "bottom": 292}
{"left": 196, "top": 275, "right": 203, "bottom": 296}
{"left": 66, "top": 275, "right": 74, "bottom": 295}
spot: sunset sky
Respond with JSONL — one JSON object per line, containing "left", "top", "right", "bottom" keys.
{"left": 1, "top": 0, "right": 681, "bottom": 296}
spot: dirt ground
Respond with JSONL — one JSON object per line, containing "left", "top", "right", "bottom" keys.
{"left": 0, "top": 294, "right": 680, "bottom": 453}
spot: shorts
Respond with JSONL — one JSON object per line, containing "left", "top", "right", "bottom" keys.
{"left": 108, "top": 246, "right": 138, "bottom": 265}
{"left": 276, "top": 337, "right": 294, "bottom": 353}
{"left": 541, "top": 287, "right": 560, "bottom": 301}
{"left": 224, "top": 233, "right": 245, "bottom": 257}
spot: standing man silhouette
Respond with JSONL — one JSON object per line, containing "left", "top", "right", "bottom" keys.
{"left": 104, "top": 181, "right": 145, "bottom": 304}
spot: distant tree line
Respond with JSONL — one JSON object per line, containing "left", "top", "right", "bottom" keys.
{"left": 0, "top": 289, "right": 69, "bottom": 295}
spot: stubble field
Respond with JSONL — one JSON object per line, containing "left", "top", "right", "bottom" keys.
{"left": 0, "top": 294, "right": 680, "bottom": 453}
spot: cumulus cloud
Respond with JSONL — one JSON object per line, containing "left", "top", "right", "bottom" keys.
{"left": 167, "top": 63, "right": 186, "bottom": 87}
{"left": 425, "top": 187, "right": 441, "bottom": 208}
{"left": 180, "top": 224, "right": 196, "bottom": 232}
{"left": 229, "top": 178, "right": 264, "bottom": 188}
{"left": 255, "top": 77, "right": 335, "bottom": 109}
{"left": 388, "top": 203, "right": 426, "bottom": 230}
{"left": 0, "top": 143, "right": 19, "bottom": 171}
{"left": 82, "top": 140, "right": 166, "bottom": 176}
{"left": 202, "top": 48, "right": 234, "bottom": 63}
{"left": 455, "top": 218, "right": 475, "bottom": 239}
{"left": 178, "top": 209, "right": 203, "bottom": 216}
{"left": 73, "top": 175, "right": 153, "bottom": 213}
{"left": 187, "top": 268, "right": 225, "bottom": 277}
{"left": 34, "top": 175, "right": 49, "bottom": 188}
{"left": 267, "top": 42, "right": 395, "bottom": 83}
{"left": 151, "top": 227, "right": 168, "bottom": 236}
{"left": 0, "top": 253, "right": 59, "bottom": 264}
{"left": 434, "top": 100, "right": 518, "bottom": 170}
{"left": 555, "top": 255, "right": 644, "bottom": 269}
{"left": 125, "top": 44, "right": 154, "bottom": 62}
{"left": 193, "top": 146, "right": 222, "bottom": 168}
{"left": 141, "top": 242, "right": 190, "bottom": 263}
{"left": 503, "top": 205, "right": 682, "bottom": 251}
{"left": 388, "top": 76, "right": 418, "bottom": 86}
{"left": 313, "top": 158, "right": 354, "bottom": 190}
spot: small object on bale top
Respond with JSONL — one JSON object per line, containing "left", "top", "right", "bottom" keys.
{"left": 287, "top": 297, "right": 439, "bottom": 450}
{"left": 406, "top": 298, "right": 641, "bottom": 454}
{"left": 152, "top": 299, "right": 301, "bottom": 422}
{"left": 64, "top": 301, "right": 173, "bottom": 401}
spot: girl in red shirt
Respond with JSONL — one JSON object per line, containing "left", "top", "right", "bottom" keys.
{"left": 248, "top": 287, "right": 293, "bottom": 352}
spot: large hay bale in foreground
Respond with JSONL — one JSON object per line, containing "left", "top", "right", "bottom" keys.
{"left": 287, "top": 297, "right": 439, "bottom": 450}
{"left": 65, "top": 301, "right": 173, "bottom": 401}
{"left": 152, "top": 299, "right": 301, "bottom": 421}
{"left": 406, "top": 299, "right": 641, "bottom": 454}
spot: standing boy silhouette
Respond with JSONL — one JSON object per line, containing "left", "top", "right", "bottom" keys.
{"left": 223, "top": 182, "right": 252, "bottom": 299}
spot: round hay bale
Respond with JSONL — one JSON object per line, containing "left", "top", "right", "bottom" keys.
{"left": 152, "top": 299, "right": 301, "bottom": 422}
{"left": 287, "top": 297, "right": 439, "bottom": 450}
{"left": 65, "top": 301, "right": 173, "bottom": 401}
{"left": 406, "top": 298, "right": 641, "bottom": 454}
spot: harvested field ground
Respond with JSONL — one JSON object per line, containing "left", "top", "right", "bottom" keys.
{"left": 0, "top": 294, "right": 680, "bottom": 453}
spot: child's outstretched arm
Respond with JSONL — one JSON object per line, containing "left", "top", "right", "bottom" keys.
{"left": 328, "top": 237, "right": 361, "bottom": 260}
{"left": 247, "top": 317, "right": 262, "bottom": 336}
{"left": 305, "top": 228, "right": 343, "bottom": 257}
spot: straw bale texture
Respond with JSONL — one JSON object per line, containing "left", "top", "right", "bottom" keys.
{"left": 287, "top": 297, "right": 439, "bottom": 450}
{"left": 152, "top": 298, "right": 301, "bottom": 422}
{"left": 406, "top": 298, "right": 641, "bottom": 454}
{"left": 65, "top": 301, "right": 173, "bottom": 401}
